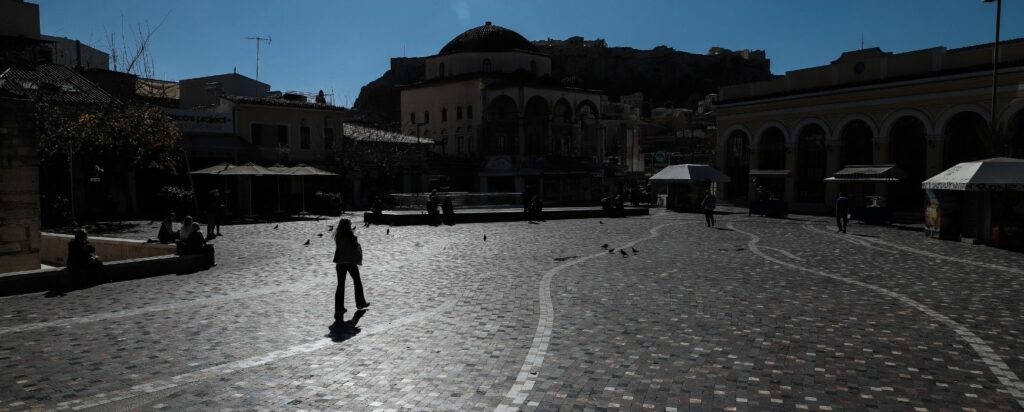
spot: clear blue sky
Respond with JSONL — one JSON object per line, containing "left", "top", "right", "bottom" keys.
{"left": 36, "top": 0, "right": 1024, "bottom": 108}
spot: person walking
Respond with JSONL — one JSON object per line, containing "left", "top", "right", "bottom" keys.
{"left": 835, "top": 192, "right": 850, "bottom": 233}
{"left": 332, "top": 219, "right": 369, "bottom": 332}
{"left": 700, "top": 191, "right": 717, "bottom": 227}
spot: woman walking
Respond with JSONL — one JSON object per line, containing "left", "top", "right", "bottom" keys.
{"left": 332, "top": 219, "right": 369, "bottom": 331}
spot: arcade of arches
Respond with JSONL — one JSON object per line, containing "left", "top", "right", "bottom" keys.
{"left": 717, "top": 104, "right": 1024, "bottom": 212}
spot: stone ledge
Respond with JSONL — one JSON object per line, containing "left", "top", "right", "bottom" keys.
{"left": 366, "top": 206, "right": 650, "bottom": 226}
{"left": 0, "top": 253, "right": 210, "bottom": 297}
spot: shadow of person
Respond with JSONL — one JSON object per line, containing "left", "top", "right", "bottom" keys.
{"left": 327, "top": 309, "right": 367, "bottom": 342}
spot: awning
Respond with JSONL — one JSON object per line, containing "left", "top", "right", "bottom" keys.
{"left": 750, "top": 169, "right": 790, "bottom": 177}
{"left": 922, "top": 157, "right": 1024, "bottom": 191}
{"left": 824, "top": 164, "right": 905, "bottom": 183}
{"left": 649, "top": 164, "right": 731, "bottom": 183}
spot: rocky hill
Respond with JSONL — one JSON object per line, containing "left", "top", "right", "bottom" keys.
{"left": 352, "top": 37, "right": 775, "bottom": 124}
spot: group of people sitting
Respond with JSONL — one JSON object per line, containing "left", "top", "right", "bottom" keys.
{"left": 426, "top": 190, "right": 455, "bottom": 226}
{"left": 157, "top": 213, "right": 216, "bottom": 266}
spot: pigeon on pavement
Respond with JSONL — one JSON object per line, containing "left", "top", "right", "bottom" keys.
{"left": 608, "top": 248, "right": 615, "bottom": 254}
{"left": 483, "top": 234, "right": 487, "bottom": 241}
{"left": 631, "top": 247, "right": 639, "bottom": 254}
{"left": 303, "top": 239, "right": 310, "bottom": 246}
{"left": 601, "top": 243, "right": 609, "bottom": 249}
{"left": 620, "top": 249, "right": 628, "bottom": 257}
{"left": 273, "top": 224, "right": 279, "bottom": 229}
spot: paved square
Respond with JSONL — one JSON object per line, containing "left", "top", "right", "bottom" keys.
{"left": 2, "top": 211, "right": 1023, "bottom": 411}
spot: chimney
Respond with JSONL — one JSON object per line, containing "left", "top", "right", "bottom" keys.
{"left": 75, "top": 39, "right": 82, "bottom": 69}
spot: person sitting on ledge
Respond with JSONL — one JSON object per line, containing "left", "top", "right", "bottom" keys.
{"left": 157, "top": 212, "right": 176, "bottom": 243}
{"left": 178, "top": 215, "right": 194, "bottom": 240}
{"left": 177, "top": 222, "right": 215, "bottom": 267}
{"left": 67, "top": 229, "right": 106, "bottom": 286}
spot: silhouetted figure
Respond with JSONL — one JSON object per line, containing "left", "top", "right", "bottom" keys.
{"left": 601, "top": 196, "right": 613, "bottom": 217}
{"left": 530, "top": 196, "right": 544, "bottom": 221}
{"left": 177, "top": 222, "right": 215, "bottom": 267}
{"left": 214, "top": 203, "right": 224, "bottom": 236}
{"left": 332, "top": 218, "right": 369, "bottom": 330}
{"left": 613, "top": 194, "right": 625, "bottom": 217}
{"left": 157, "top": 213, "right": 176, "bottom": 244}
{"left": 701, "top": 191, "right": 717, "bottom": 227}
{"left": 521, "top": 186, "right": 534, "bottom": 213}
{"left": 369, "top": 196, "right": 383, "bottom": 226}
{"left": 425, "top": 200, "right": 440, "bottom": 227}
{"left": 66, "top": 229, "right": 105, "bottom": 287}
{"left": 441, "top": 197, "right": 455, "bottom": 225}
{"left": 835, "top": 192, "right": 850, "bottom": 234}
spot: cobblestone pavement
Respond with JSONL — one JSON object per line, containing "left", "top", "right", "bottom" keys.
{"left": 2, "top": 211, "right": 1024, "bottom": 411}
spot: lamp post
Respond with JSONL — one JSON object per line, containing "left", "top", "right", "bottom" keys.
{"left": 983, "top": 0, "right": 1003, "bottom": 154}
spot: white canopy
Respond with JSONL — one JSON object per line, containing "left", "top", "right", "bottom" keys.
{"left": 649, "top": 164, "right": 731, "bottom": 183}
{"left": 922, "top": 157, "right": 1024, "bottom": 191}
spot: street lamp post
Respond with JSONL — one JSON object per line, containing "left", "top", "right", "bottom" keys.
{"left": 983, "top": 0, "right": 1003, "bottom": 154}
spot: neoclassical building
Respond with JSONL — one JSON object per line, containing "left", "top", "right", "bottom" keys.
{"left": 400, "top": 22, "right": 606, "bottom": 202}
{"left": 714, "top": 39, "right": 1024, "bottom": 213}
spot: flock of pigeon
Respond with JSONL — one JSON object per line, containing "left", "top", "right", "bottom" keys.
{"left": 602, "top": 243, "right": 639, "bottom": 258}
{"left": 273, "top": 220, "right": 637, "bottom": 258}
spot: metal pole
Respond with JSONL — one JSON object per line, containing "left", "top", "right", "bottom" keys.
{"left": 68, "top": 144, "right": 75, "bottom": 225}
{"left": 990, "top": 0, "right": 1003, "bottom": 155}
{"left": 182, "top": 149, "right": 199, "bottom": 218}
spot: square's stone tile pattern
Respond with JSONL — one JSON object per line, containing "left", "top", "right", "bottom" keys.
{"left": 1, "top": 211, "right": 1023, "bottom": 411}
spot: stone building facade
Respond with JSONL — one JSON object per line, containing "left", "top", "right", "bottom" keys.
{"left": 714, "top": 40, "right": 1024, "bottom": 213}
{"left": 0, "top": 95, "right": 40, "bottom": 273}
{"left": 400, "top": 22, "right": 608, "bottom": 202}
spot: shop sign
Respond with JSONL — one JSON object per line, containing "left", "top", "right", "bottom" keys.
{"left": 166, "top": 109, "right": 233, "bottom": 134}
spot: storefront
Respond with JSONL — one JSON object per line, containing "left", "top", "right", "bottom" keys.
{"left": 921, "top": 158, "right": 1024, "bottom": 251}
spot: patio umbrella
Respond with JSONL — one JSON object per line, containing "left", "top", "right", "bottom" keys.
{"left": 280, "top": 164, "right": 339, "bottom": 213}
{"left": 649, "top": 164, "right": 731, "bottom": 183}
{"left": 189, "top": 162, "right": 236, "bottom": 175}
{"left": 214, "top": 162, "right": 283, "bottom": 216}
{"left": 922, "top": 157, "right": 1024, "bottom": 191}
{"left": 269, "top": 164, "right": 290, "bottom": 212}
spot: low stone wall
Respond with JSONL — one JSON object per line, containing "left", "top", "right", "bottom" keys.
{"left": 0, "top": 253, "right": 210, "bottom": 296}
{"left": 40, "top": 233, "right": 175, "bottom": 266}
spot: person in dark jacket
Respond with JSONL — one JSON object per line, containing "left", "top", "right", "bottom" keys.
{"left": 835, "top": 192, "right": 850, "bottom": 233}
{"left": 700, "top": 191, "right": 717, "bottom": 227}
{"left": 332, "top": 219, "right": 369, "bottom": 331}
{"left": 67, "top": 229, "right": 106, "bottom": 286}
{"left": 441, "top": 197, "right": 455, "bottom": 225}
{"left": 157, "top": 213, "right": 176, "bottom": 244}
{"left": 178, "top": 222, "right": 215, "bottom": 267}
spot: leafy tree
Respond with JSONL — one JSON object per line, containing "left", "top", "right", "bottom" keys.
{"left": 36, "top": 99, "right": 182, "bottom": 173}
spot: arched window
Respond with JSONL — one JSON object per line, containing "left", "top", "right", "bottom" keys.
{"left": 439, "top": 63, "right": 445, "bottom": 78}
{"left": 456, "top": 106, "right": 463, "bottom": 121}
{"left": 482, "top": 59, "right": 492, "bottom": 73}
{"left": 467, "top": 105, "right": 473, "bottom": 119}
{"left": 457, "top": 135, "right": 464, "bottom": 154}
{"left": 424, "top": 110, "right": 430, "bottom": 124}
{"left": 441, "top": 108, "right": 448, "bottom": 122}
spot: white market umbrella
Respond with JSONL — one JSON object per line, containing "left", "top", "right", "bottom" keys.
{"left": 650, "top": 164, "right": 731, "bottom": 183}
{"left": 922, "top": 157, "right": 1024, "bottom": 191}
{"left": 279, "top": 164, "right": 338, "bottom": 213}
{"left": 214, "top": 162, "right": 283, "bottom": 216}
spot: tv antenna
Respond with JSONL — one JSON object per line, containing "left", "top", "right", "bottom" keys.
{"left": 245, "top": 36, "right": 272, "bottom": 80}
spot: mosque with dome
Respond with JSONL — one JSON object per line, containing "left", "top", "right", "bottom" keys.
{"left": 400, "top": 22, "right": 608, "bottom": 202}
